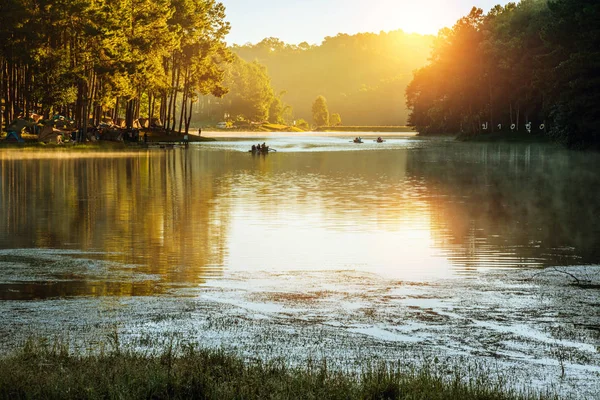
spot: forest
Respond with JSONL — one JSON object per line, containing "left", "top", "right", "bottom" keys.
{"left": 0, "top": 1, "right": 433, "bottom": 134}
{"left": 226, "top": 31, "right": 434, "bottom": 126}
{"left": 0, "top": 0, "right": 231, "bottom": 136}
{"left": 406, "top": 0, "right": 600, "bottom": 148}
{"left": 1, "top": 0, "right": 598, "bottom": 146}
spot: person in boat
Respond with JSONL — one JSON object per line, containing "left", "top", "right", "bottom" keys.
{"left": 252, "top": 144, "right": 256, "bottom": 152}
{"left": 377, "top": 136, "right": 383, "bottom": 142}
{"left": 262, "top": 142, "right": 268, "bottom": 151}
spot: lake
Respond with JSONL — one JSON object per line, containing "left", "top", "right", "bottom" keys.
{"left": 1, "top": 134, "right": 599, "bottom": 397}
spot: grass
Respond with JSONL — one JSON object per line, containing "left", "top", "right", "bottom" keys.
{"left": 0, "top": 338, "right": 553, "bottom": 400}
{"left": 315, "top": 126, "right": 416, "bottom": 133}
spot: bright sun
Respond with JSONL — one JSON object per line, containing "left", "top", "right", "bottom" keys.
{"left": 366, "top": 0, "right": 453, "bottom": 35}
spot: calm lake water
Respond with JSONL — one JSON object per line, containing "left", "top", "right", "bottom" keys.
{"left": 2, "top": 134, "right": 600, "bottom": 397}
{"left": 1, "top": 134, "right": 599, "bottom": 299}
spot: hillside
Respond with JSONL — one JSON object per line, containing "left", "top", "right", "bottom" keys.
{"left": 231, "top": 31, "right": 434, "bottom": 126}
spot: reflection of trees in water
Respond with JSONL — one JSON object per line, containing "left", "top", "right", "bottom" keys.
{"left": 221, "top": 150, "right": 414, "bottom": 227}
{"left": 1, "top": 144, "right": 597, "bottom": 298}
{"left": 0, "top": 151, "right": 235, "bottom": 297}
{"left": 406, "top": 144, "right": 600, "bottom": 267}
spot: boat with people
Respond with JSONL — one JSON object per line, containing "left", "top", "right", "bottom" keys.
{"left": 249, "top": 143, "right": 274, "bottom": 154}
{"left": 375, "top": 137, "right": 385, "bottom": 143}
{"left": 353, "top": 137, "right": 363, "bottom": 143}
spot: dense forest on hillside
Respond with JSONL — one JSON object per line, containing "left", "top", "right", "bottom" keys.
{"left": 0, "top": 0, "right": 230, "bottom": 136}
{"left": 219, "top": 31, "right": 434, "bottom": 126}
{"left": 198, "top": 54, "right": 289, "bottom": 124}
{"left": 406, "top": 0, "right": 600, "bottom": 148}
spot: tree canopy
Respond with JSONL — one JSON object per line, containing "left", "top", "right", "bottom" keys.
{"left": 405, "top": 0, "right": 600, "bottom": 148}
{"left": 0, "top": 0, "right": 231, "bottom": 135}
{"left": 232, "top": 31, "right": 434, "bottom": 126}
{"left": 312, "top": 96, "right": 329, "bottom": 127}
{"left": 330, "top": 113, "right": 342, "bottom": 126}
{"left": 198, "top": 55, "right": 290, "bottom": 123}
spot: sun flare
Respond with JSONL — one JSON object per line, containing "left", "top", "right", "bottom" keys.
{"left": 364, "top": 0, "right": 454, "bottom": 35}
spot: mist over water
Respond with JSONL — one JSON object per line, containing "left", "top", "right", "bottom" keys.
{"left": 1, "top": 136, "right": 599, "bottom": 299}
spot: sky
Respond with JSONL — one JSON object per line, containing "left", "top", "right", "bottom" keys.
{"left": 221, "top": 0, "right": 504, "bottom": 45}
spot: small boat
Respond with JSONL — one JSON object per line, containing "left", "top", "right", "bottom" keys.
{"left": 353, "top": 138, "right": 363, "bottom": 143}
{"left": 249, "top": 147, "right": 272, "bottom": 154}
{"left": 375, "top": 138, "right": 385, "bottom": 143}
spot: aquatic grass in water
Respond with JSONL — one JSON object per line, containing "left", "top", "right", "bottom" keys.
{"left": 0, "top": 337, "right": 555, "bottom": 400}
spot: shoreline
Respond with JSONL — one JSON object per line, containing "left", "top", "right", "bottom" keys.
{"left": 314, "top": 126, "right": 415, "bottom": 133}
{"left": 0, "top": 129, "right": 568, "bottom": 151}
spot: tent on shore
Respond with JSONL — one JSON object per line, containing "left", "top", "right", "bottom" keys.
{"left": 98, "top": 128, "right": 123, "bottom": 141}
{"left": 3, "top": 118, "right": 35, "bottom": 142}
{"left": 4, "top": 130, "right": 24, "bottom": 142}
{"left": 7, "top": 118, "right": 35, "bottom": 133}
{"left": 137, "top": 118, "right": 149, "bottom": 129}
{"left": 38, "top": 125, "right": 71, "bottom": 143}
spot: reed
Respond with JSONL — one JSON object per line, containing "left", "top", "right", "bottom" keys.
{"left": 0, "top": 338, "right": 554, "bottom": 400}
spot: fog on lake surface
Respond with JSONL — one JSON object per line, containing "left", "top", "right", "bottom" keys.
{"left": 1, "top": 135, "right": 599, "bottom": 299}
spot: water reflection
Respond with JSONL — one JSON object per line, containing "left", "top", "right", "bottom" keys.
{"left": 0, "top": 151, "right": 233, "bottom": 298}
{"left": 409, "top": 143, "right": 600, "bottom": 269}
{"left": 1, "top": 140, "right": 599, "bottom": 299}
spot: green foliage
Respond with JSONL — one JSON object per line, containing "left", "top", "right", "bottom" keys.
{"left": 198, "top": 56, "right": 293, "bottom": 124}
{"left": 217, "top": 55, "right": 275, "bottom": 122}
{"left": 0, "top": 0, "right": 230, "bottom": 133}
{"left": 268, "top": 91, "right": 292, "bottom": 124}
{"left": 296, "top": 118, "right": 310, "bottom": 130}
{"left": 330, "top": 113, "right": 342, "bottom": 126}
{"left": 541, "top": 0, "right": 600, "bottom": 149}
{"left": 312, "top": 95, "right": 329, "bottom": 126}
{"left": 406, "top": 0, "right": 600, "bottom": 148}
{"left": 232, "top": 31, "right": 434, "bottom": 126}
{"left": 0, "top": 339, "right": 551, "bottom": 400}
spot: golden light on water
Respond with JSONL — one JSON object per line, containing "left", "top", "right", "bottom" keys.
{"left": 1, "top": 140, "right": 597, "bottom": 299}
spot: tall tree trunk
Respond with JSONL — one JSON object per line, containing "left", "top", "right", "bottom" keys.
{"left": 0, "top": 58, "right": 5, "bottom": 131}
{"left": 160, "top": 92, "right": 166, "bottom": 127}
{"left": 7, "top": 60, "right": 14, "bottom": 124}
{"left": 185, "top": 98, "right": 193, "bottom": 134}
{"left": 165, "top": 55, "right": 177, "bottom": 132}
{"left": 150, "top": 93, "right": 156, "bottom": 120}
{"left": 113, "top": 97, "right": 119, "bottom": 122}
{"left": 489, "top": 78, "right": 494, "bottom": 133}
{"left": 169, "top": 66, "right": 181, "bottom": 133}
{"left": 516, "top": 103, "right": 520, "bottom": 132}
{"left": 178, "top": 68, "right": 189, "bottom": 134}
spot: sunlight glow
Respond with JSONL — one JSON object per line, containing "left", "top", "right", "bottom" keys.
{"left": 365, "top": 0, "right": 451, "bottom": 35}
{"left": 221, "top": 0, "right": 501, "bottom": 45}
